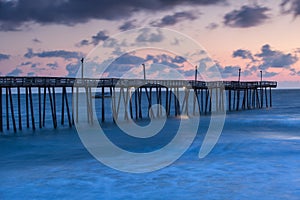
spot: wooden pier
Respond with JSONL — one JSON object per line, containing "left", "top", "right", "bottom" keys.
{"left": 0, "top": 76, "right": 277, "bottom": 133}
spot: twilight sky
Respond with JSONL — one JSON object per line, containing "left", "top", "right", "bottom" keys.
{"left": 0, "top": 0, "right": 300, "bottom": 88}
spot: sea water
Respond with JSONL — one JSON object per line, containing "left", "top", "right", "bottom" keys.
{"left": 0, "top": 89, "right": 299, "bottom": 199}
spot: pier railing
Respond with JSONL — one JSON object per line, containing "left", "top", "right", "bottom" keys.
{"left": 0, "top": 76, "right": 277, "bottom": 89}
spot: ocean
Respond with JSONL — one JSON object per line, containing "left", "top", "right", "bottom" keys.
{"left": 0, "top": 89, "right": 299, "bottom": 199}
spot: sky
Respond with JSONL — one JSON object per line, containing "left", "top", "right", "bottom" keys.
{"left": 0, "top": 0, "right": 300, "bottom": 88}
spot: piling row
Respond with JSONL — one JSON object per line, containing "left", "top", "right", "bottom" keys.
{"left": 0, "top": 77, "right": 277, "bottom": 133}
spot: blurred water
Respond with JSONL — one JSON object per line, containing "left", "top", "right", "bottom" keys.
{"left": 0, "top": 89, "right": 299, "bottom": 199}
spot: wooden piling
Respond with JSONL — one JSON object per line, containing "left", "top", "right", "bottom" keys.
{"left": 26, "top": 87, "right": 29, "bottom": 128}
{"left": 38, "top": 87, "right": 42, "bottom": 128}
{"left": 17, "top": 87, "right": 22, "bottom": 130}
{"left": 8, "top": 87, "right": 17, "bottom": 132}
{"left": 43, "top": 87, "right": 46, "bottom": 127}
{"left": 6, "top": 88, "right": 9, "bottom": 130}
{"left": 0, "top": 87, "right": 2, "bottom": 132}
{"left": 29, "top": 87, "right": 35, "bottom": 130}
{"left": 102, "top": 86, "right": 105, "bottom": 122}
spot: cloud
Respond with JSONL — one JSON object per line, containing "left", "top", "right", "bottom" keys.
{"left": 77, "top": 30, "right": 109, "bottom": 47}
{"left": 206, "top": 60, "right": 255, "bottom": 79}
{"left": 255, "top": 44, "right": 298, "bottom": 69}
{"left": 232, "top": 49, "right": 254, "bottom": 60}
{"left": 281, "top": 0, "right": 300, "bottom": 17}
{"left": 24, "top": 48, "right": 82, "bottom": 60}
{"left": 7, "top": 68, "right": 22, "bottom": 76}
{"left": 218, "top": 65, "right": 242, "bottom": 78}
{"left": 98, "top": 53, "right": 186, "bottom": 78}
{"left": 224, "top": 5, "right": 270, "bottom": 28}
{"left": 233, "top": 45, "right": 298, "bottom": 76}
{"left": 0, "top": 0, "right": 224, "bottom": 31}
{"left": 147, "top": 54, "right": 185, "bottom": 69}
{"left": 206, "top": 23, "right": 218, "bottom": 30}
{"left": 119, "top": 20, "right": 137, "bottom": 31}
{"left": 150, "top": 11, "right": 198, "bottom": 27}
{"left": 66, "top": 62, "right": 80, "bottom": 77}
{"left": 0, "top": 53, "right": 10, "bottom": 61}
{"left": 136, "top": 28, "right": 164, "bottom": 43}
{"left": 263, "top": 71, "right": 278, "bottom": 77}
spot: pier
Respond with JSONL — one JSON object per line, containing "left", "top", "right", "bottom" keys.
{"left": 0, "top": 76, "right": 277, "bottom": 133}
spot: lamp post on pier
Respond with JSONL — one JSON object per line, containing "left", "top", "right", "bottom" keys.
{"left": 260, "top": 70, "right": 263, "bottom": 82}
{"left": 194, "top": 65, "right": 198, "bottom": 82}
{"left": 81, "top": 58, "right": 84, "bottom": 79}
{"left": 238, "top": 68, "right": 241, "bottom": 82}
{"left": 142, "top": 63, "right": 146, "bottom": 80}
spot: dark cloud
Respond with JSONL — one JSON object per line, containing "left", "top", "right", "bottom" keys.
{"left": 20, "top": 61, "right": 40, "bottom": 69}
{"left": 91, "top": 31, "right": 109, "bottom": 46}
{"left": 32, "top": 38, "right": 41, "bottom": 43}
{"left": 7, "top": 68, "right": 22, "bottom": 76}
{"left": 27, "top": 72, "right": 35, "bottom": 76}
{"left": 224, "top": 5, "right": 270, "bottom": 28}
{"left": 151, "top": 11, "right": 197, "bottom": 27}
{"left": 206, "top": 23, "right": 218, "bottom": 30}
{"left": 255, "top": 44, "right": 276, "bottom": 57}
{"left": 119, "top": 20, "right": 137, "bottom": 31}
{"left": 76, "top": 30, "right": 109, "bottom": 47}
{"left": 289, "top": 68, "right": 297, "bottom": 75}
{"left": 180, "top": 69, "right": 195, "bottom": 77}
{"left": 147, "top": 54, "right": 184, "bottom": 69}
{"left": 100, "top": 54, "right": 145, "bottom": 78}
{"left": 21, "top": 61, "right": 32, "bottom": 66}
{"left": 219, "top": 65, "right": 241, "bottom": 78}
{"left": 24, "top": 48, "right": 82, "bottom": 60}
{"left": 281, "top": 0, "right": 300, "bottom": 17}
{"left": 46, "top": 62, "right": 59, "bottom": 69}
{"left": 233, "top": 45, "right": 298, "bottom": 76}
{"left": 0, "top": 0, "right": 224, "bottom": 31}
{"left": 207, "top": 61, "right": 254, "bottom": 79}
{"left": 31, "top": 63, "right": 38, "bottom": 68}
{"left": 255, "top": 44, "right": 298, "bottom": 69}
{"left": 289, "top": 68, "right": 300, "bottom": 76}
{"left": 233, "top": 49, "right": 254, "bottom": 60}
{"left": 101, "top": 53, "right": 186, "bottom": 78}
{"left": 114, "top": 54, "right": 145, "bottom": 65}
{"left": 77, "top": 39, "right": 89, "bottom": 47}
{"left": 0, "top": 53, "right": 10, "bottom": 61}
{"left": 103, "top": 64, "right": 133, "bottom": 78}
{"left": 172, "top": 56, "right": 186, "bottom": 64}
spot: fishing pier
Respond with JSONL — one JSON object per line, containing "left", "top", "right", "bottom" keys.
{"left": 0, "top": 76, "right": 277, "bottom": 133}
